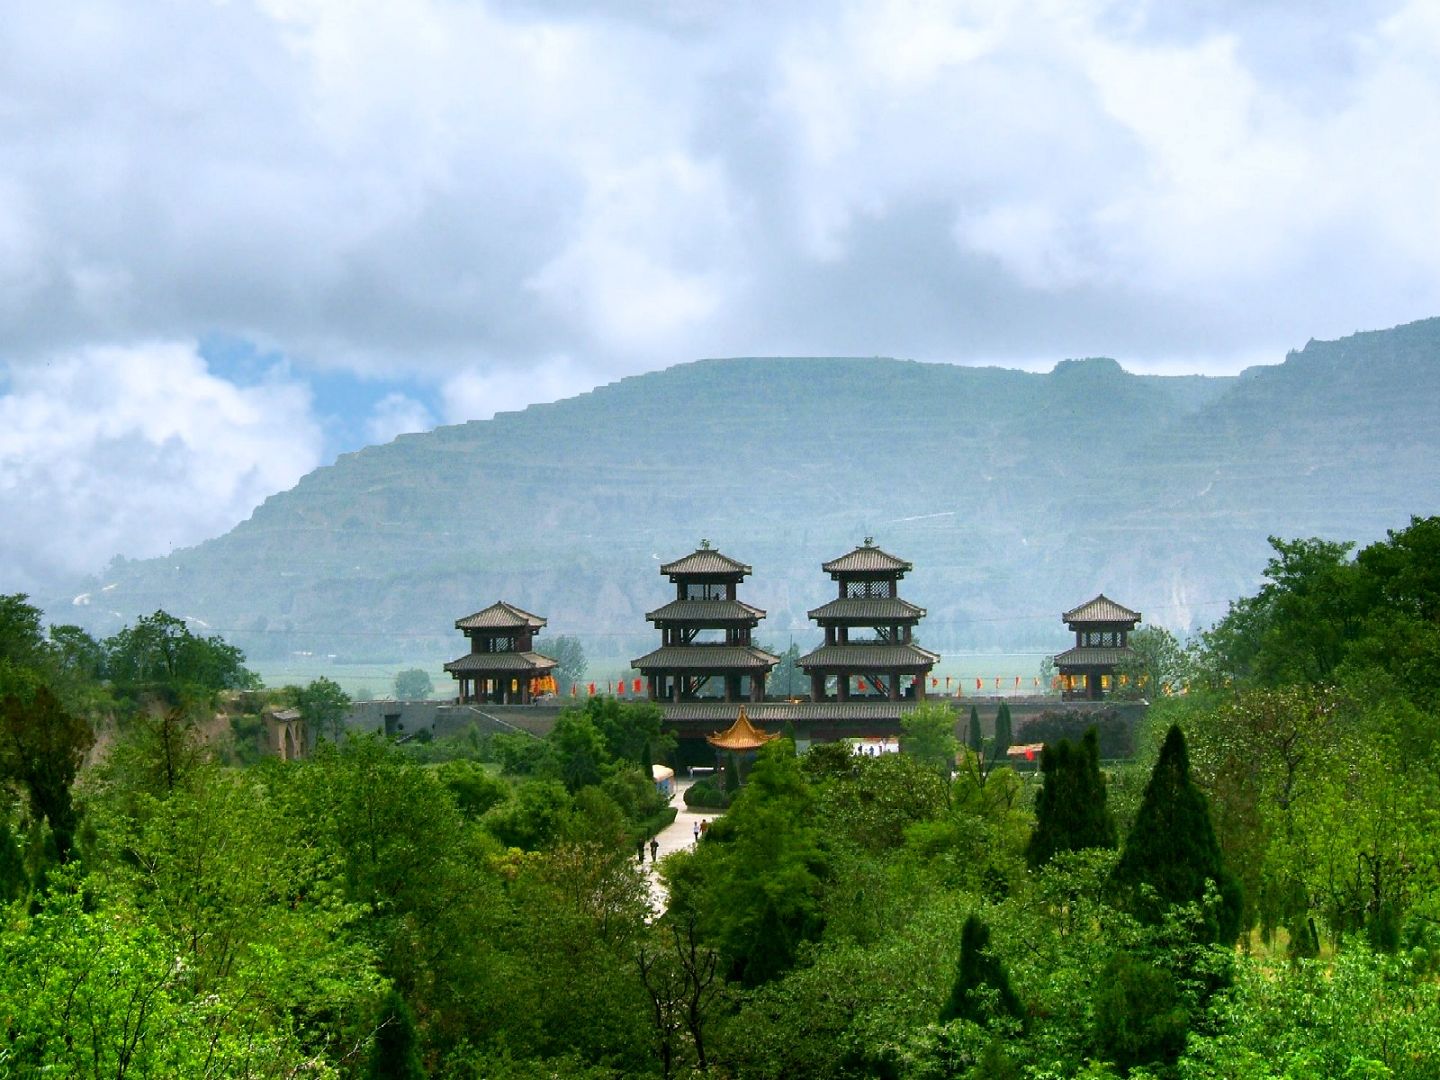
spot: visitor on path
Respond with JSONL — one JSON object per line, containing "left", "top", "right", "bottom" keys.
{"left": 693, "top": 821, "right": 701, "bottom": 843}
{"left": 649, "top": 838, "right": 659, "bottom": 862}
{"left": 637, "top": 840, "right": 645, "bottom": 863}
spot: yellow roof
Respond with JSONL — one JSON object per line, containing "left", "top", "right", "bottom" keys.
{"left": 705, "top": 705, "right": 779, "bottom": 751}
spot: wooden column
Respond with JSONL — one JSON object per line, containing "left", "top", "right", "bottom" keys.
{"left": 811, "top": 673, "right": 826, "bottom": 701}
{"left": 751, "top": 672, "right": 765, "bottom": 702}
{"left": 915, "top": 674, "right": 927, "bottom": 700}
{"left": 837, "top": 675, "right": 850, "bottom": 702}
{"left": 888, "top": 674, "right": 900, "bottom": 702}
{"left": 672, "top": 677, "right": 683, "bottom": 703}
{"left": 648, "top": 674, "right": 658, "bottom": 701}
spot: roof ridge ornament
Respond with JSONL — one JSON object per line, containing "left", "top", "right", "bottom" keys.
{"left": 863, "top": 535, "right": 875, "bottom": 547}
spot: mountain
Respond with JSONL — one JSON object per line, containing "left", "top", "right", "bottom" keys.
{"left": 54, "top": 319, "right": 1440, "bottom": 666}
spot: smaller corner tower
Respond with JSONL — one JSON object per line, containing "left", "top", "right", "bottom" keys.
{"left": 1053, "top": 593, "right": 1141, "bottom": 700}
{"left": 444, "top": 601, "right": 557, "bottom": 705}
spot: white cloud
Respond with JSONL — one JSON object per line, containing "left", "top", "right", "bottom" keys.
{"left": 364, "top": 392, "right": 435, "bottom": 444}
{"left": 3, "top": 0, "right": 1440, "bottom": 589}
{"left": 441, "top": 356, "right": 589, "bottom": 422}
{"left": 0, "top": 343, "right": 322, "bottom": 590}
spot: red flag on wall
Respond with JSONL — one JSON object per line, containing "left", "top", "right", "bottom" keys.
{"left": 931, "top": 677, "right": 938, "bottom": 688}
{"left": 975, "top": 678, "right": 982, "bottom": 690}
{"left": 633, "top": 678, "right": 642, "bottom": 694}
{"left": 588, "top": 682, "right": 596, "bottom": 696}
{"left": 617, "top": 680, "right": 625, "bottom": 695}
{"left": 1015, "top": 676, "right": 1021, "bottom": 688}
{"left": 857, "top": 677, "right": 867, "bottom": 692}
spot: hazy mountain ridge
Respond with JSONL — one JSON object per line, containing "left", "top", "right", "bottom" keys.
{"left": 57, "top": 320, "right": 1440, "bottom": 664}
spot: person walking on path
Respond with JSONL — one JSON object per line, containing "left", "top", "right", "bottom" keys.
{"left": 693, "top": 821, "right": 701, "bottom": 843}
{"left": 649, "top": 838, "right": 659, "bottom": 862}
{"left": 637, "top": 839, "right": 646, "bottom": 863}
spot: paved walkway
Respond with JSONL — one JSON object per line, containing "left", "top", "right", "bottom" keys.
{"left": 638, "top": 778, "right": 722, "bottom": 913}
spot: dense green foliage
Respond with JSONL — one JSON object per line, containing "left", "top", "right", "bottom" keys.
{"left": 1025, "top": 727, "right": 1116, "bottom": 868}
{"left": 8, "top": 512, "right": 1440, "bottom": 1077}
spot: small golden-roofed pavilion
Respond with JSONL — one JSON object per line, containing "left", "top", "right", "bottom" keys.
{"left": 705, "top": 705, "right": 779, "bottom": 752}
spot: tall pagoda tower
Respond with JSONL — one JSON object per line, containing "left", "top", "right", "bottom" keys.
{"left": 444, "top": 601, "right": 557, "bottom": 705}
{"left": 799, "top": 539, "right": 938, "bottom": 702}
{"left": 633, "top": 541, "right": 778, "bottom": 703}
{"left": 1053, "top": 594, "right": 1140, "bottom": 700}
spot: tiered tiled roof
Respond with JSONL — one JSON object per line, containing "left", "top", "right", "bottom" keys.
{"left": 808, "top": 597, "right": 925, "bottom": 622}
{"left": 660, "top": 545, "right": 751, "bottom": 577}
{"left": 646, "top": 599, "right": 766, "bottom": 624}
{"left": 822, "top": 541, "right": 912, "bottom": 575}
{"left": 455, "top": 601, "right": 547, "bottom": 631}
{"left": 798, "top": 642, "right": 940, "bottom": 670}
{"left": 631, "top": 644, "right": 779, "bottom": 671}
{"left": 1053, "top": 645, "right": 1131, "bottom": 667}
{"left": 1062, "top": 594, "right": 1141, "bottom": 625}
{"left": 444, "top": 651, "right": 557, "bottom": 674}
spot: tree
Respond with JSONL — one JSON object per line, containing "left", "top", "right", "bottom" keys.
{"left": 1025, "top": 728, "right": 1116, "bottom": 869}
{"left": 294, "top": 676, "right": 351, "bottom": 743}
{"left": 106, "top": 611, "right": 257, "bottom": 702}
{"left": 549, "top": 709, "right": 610, "bottom": 792}
{"left": 580, "top": 696, "right": 673, "bottom": 766}
{"left": 940, "top": 913, "right": 1022, "bottom": 1026}
{"left": 1112, "top": 725, "right": 1242, "bottom": 944}
{"left": 764, "top": 642, "right": 803, "bottom": 699}
{"left": 968, "top": 705, "right": 983, "bottom": 755}
{"left": 992, "top": 701, "right": 1012, "bottom": 763}
{"left": 393, "top": 668, "right": 434, "bottom": 700}
{"left": 367, "top": 988, "right": 426, "bottom": 1079}
{"left": 546, "top": 635, "right": 588, "bottom": 694}
{"left": 900, "top": 701, "right": 958, "bottom": 780}
{"left": 0, "top": 594, "right": 48, "bottom": 669}
{"left": 677, "top": 741, "right": 827, "bottom": 986}
{"left": 0, "top": 671, "right": 93, "bottom": 863}
{"left": 1114, "top": 626, "right": 1189, "bottom": 698}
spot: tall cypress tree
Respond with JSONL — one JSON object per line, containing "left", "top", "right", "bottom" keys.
{"left": 991, "top": 701, "right": 1012, "bottom": 763}
{"left": 1111, "top": 724, "right": 1242, "bottom": 944}
{"left": 968, "top": 705, "right": 983, "bottom": 755}
{"left": 1026, "top": 727, "right": 1116, "bottom": 868}
{"left": 940, "top": 914, "right": 1023, "bottom": 1026}
{"left": 367, "top": 988, "right": 426, "bottom": 1079}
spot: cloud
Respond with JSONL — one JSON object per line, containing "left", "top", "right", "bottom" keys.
{"left": 4, "top": 0, "right": 1436, "bottom": 389}
{"left": 364, "top": 392, "right": 435, "bottom": 444}
{"left": 3, "top": 0, "right": 1440, "bottom": 588}
{"left": 0, "top": 343, "right": 322, "bottom": 592}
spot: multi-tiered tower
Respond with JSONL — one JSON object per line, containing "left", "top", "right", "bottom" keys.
{"left": 1054, "top": 594, "right": 1140, "bottom": 700}
{"left": 633, "top": 541, "right": 778, "bottom": 703}
{"left": 444, "top": 601, "right": 558, "bottom": 705}
{"left": 799, "top": 538, "right": 938, "bottom": 701}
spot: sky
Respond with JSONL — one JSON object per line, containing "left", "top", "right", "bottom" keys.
{"left": 3, "top": 0, "right": 1440, "bottom": 593}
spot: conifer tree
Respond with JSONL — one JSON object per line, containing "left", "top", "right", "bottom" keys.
{"left": 991, "top": 701, "right": 1012, "bottom": 763}
{"left": 1026, "top": 727, "right": 1116, "bottom": 868}
{"left": 940, "top": 914, "right": 1022, "bottom": 1026}
{"left": 367, "top": 988, "right": 426, "bottom": 1079}
{"left": 1111, "top": 724, "right": 1242, "bottom": 944}
{"left": 968, "top": 705, "right": 982, "bottom": 755}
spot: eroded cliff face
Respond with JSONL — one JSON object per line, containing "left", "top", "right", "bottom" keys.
{"left": 58, "top": 318, "right": 1440, "bottom": 663}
